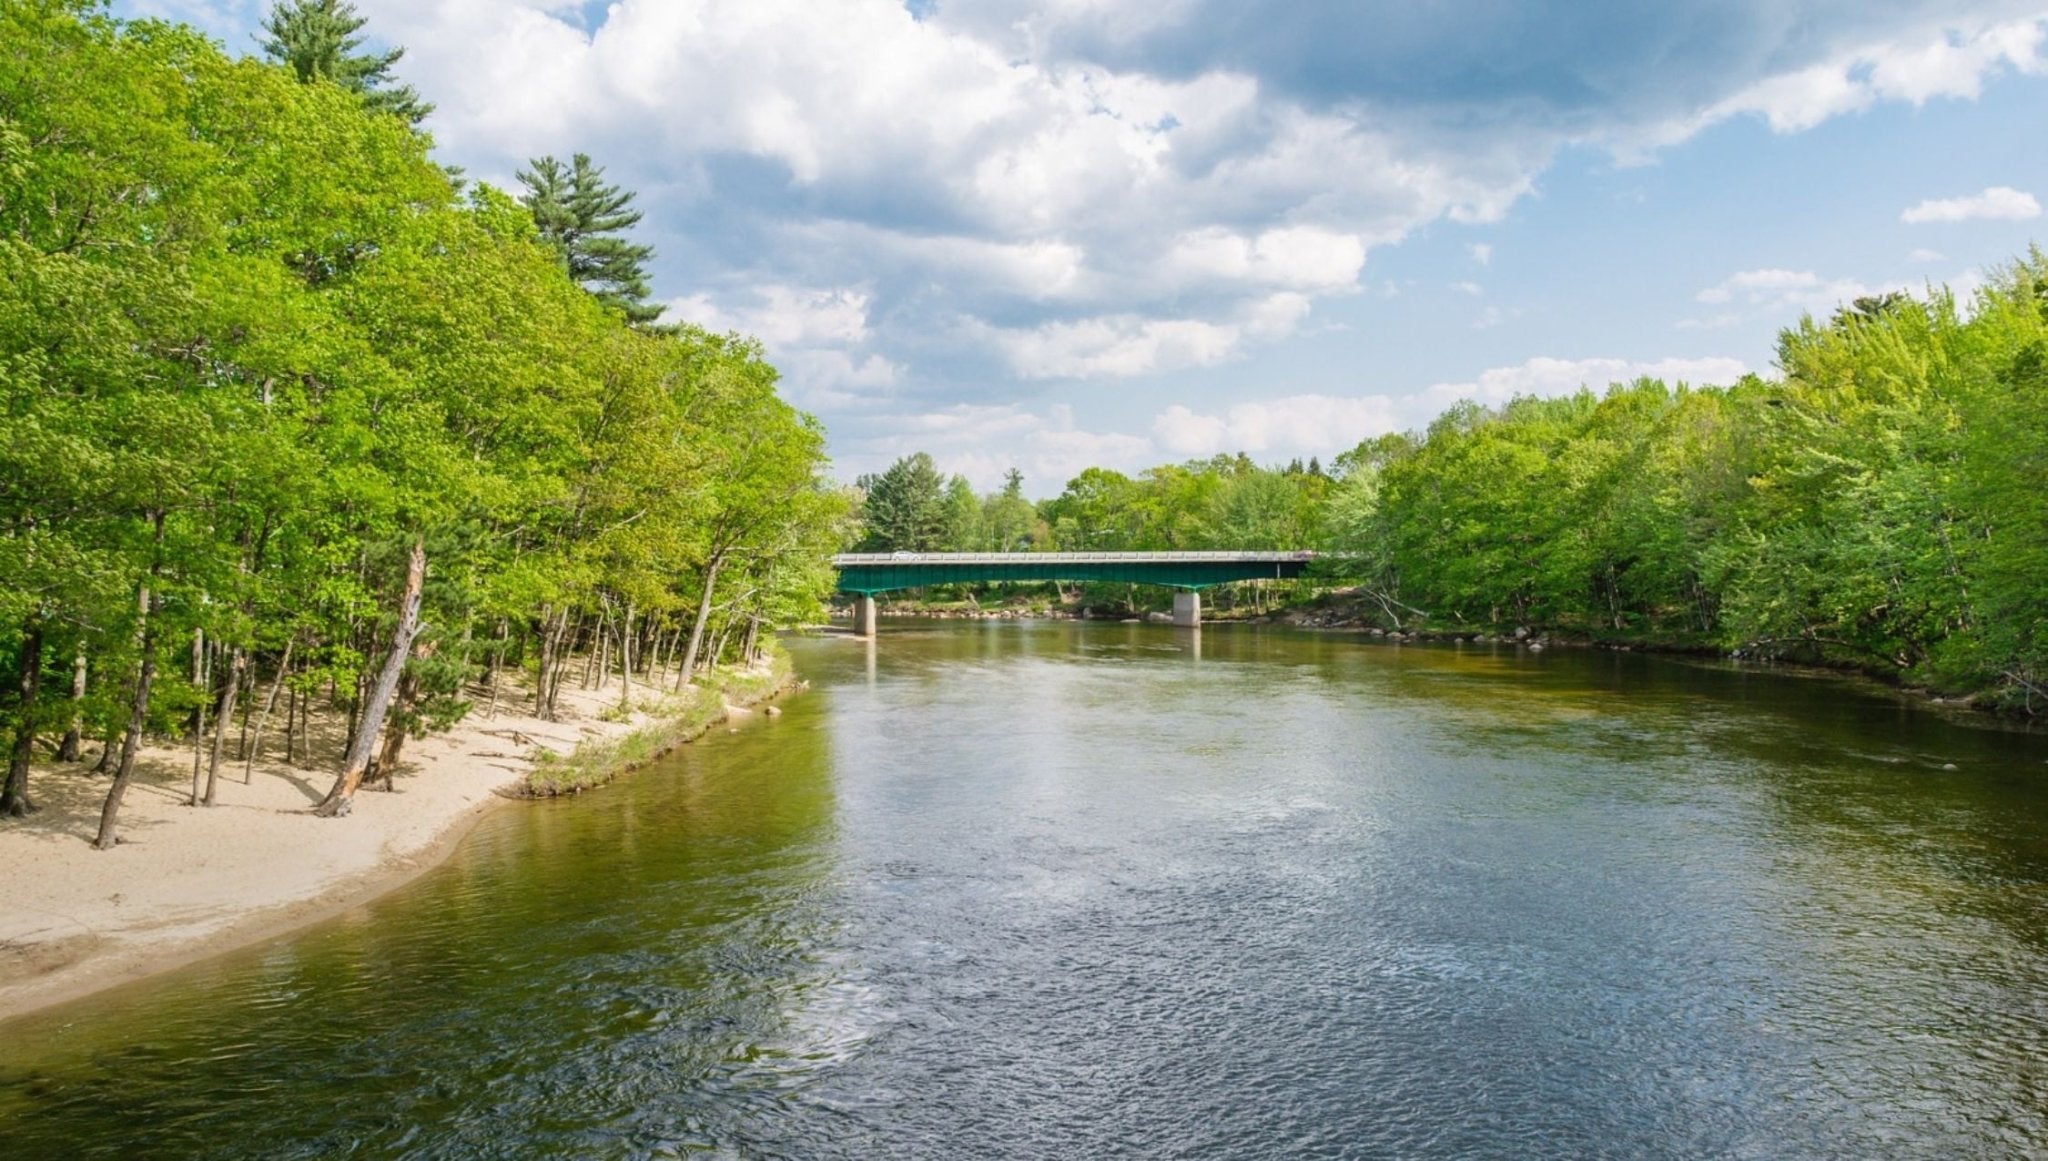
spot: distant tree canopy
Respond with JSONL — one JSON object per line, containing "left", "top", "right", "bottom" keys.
{"left": 863, "top": 252, "right": 2048, "bottom": 713}
{"left": 259, "top": 0, "right": 431, "bottom": 124}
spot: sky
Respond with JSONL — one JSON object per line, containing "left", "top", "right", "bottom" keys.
{"left": 119, "top": 0, "right": 2048, "bottom": 494}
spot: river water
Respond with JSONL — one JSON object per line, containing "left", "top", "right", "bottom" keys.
{"left": 3, "top": 621, "right": 2046, "bottom": 1158}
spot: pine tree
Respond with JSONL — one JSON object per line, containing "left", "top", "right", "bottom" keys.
{"left": 858, "top": 454, "right": 949, "bottom": 552}
{"left": 259, "top": 0, "right": 432, "bottom": 125}
{"left": 517, "top": 154, "right": 664, "bottom": 326}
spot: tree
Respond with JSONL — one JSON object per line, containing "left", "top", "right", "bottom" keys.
{"left": 259, "top": 0, "right": 431, "bottom": 125}
{"left": 943, "top": 475, "right": 982, "bottom": 551}
{"left": 983, "top": 468, "right": 1040, "bottom": 552}
{"left": 858, "top": 453, "right": 949, "bottom": 552}
{"left": 517, "top": 154, "right": 663, "bottom": 326}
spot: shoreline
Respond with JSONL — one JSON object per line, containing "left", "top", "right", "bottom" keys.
{"left": 0, "top": 664, "right": 789, "bottom": 1024}
{"left": 843, "top": 600, "right": 2034, "bottom": 726}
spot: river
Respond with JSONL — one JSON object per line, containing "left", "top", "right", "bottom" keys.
{"left": 3, "top": 621, "right": 2046, "bottom": 1158}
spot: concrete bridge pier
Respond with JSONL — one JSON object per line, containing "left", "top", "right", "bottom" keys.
{"left": 852, "top": 594, "right": 878, "bottom": 637}
{"left": 1172, "top": 591, "right": 1201, "bottom": 628}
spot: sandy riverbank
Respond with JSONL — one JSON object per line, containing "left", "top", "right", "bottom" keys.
{"left": 0, "top": 670, "right": 751, "bottom": 1020}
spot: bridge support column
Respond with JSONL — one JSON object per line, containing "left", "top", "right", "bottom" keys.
{"left": 1172, "top": 591, "right": 1201, "bottom": 628}
{"left": 852, "top": 594, "right": 878, "bottom": 637}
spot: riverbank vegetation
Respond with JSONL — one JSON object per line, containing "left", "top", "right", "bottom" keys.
{"left": 861, "top": 259, "right": 2048, "bottom": 714}
{"left": 521, "top": 651, "right": 795, "bottom": 798}
{"left": 0, "top": 1, "right": 851, "bottom": 837}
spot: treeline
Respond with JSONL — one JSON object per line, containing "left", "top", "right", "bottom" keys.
{"left": 863, "top": 264, "right": 2048, "bottom": 713}
{"left": 0, "top": 2, "right": 851, "bottom": 837}
{"left": 1326, "top": 273, "right": 2047, "bottom": 711}
{"left": 857, "top": 452, "right": 1327, "bottom": 555}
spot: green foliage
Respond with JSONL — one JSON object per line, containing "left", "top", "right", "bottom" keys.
{"left": 0, "top": 1, "right": 847, "bottom": 809}
{"left": 516, "top": 153, "right": 662, "bottom": 325}
{"left": 259, "top": 0, "right": 431, "bottom": 124}
{"left": 857, "top": 453, "right": 949, "bottom": 551}
{"left": 868, "top": 254, "right": 2048, "bottom": 711}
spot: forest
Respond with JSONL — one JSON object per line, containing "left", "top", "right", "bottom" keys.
{"left": 5, "top": 0, "right": 2045, "bottom": 861}
{"left": 0, "top": 1, "right": 853, "bottom": 835}
{"left": 860, "top": 267, "right": 2048, "bottom": 715}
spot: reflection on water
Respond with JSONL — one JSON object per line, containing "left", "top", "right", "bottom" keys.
{"left": 3, "top": 621, "right": 2047, "bottom": 1158}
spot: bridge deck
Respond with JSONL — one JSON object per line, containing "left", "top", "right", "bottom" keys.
{"left": 832, "top": 551, "right": 1314, "bottom": 594}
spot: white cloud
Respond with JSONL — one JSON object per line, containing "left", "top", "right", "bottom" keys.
{"left": 848, "top": 351, "right": 1753, "bottom": 490}
{"left": 992, "top": 292, "right": 1312, "bottom": 379}
{"left": 1907, "top": 247, "right": 1948, "bottom": 262}
{"left": 1693, "top": 268, "right": 1903, "bottom": 314}
{"left": 1406, "top": 355, "right": 1751, "bottom": 418}
{"left": 1451, "top": 280, "right": 1484, "bottom": 296}
{"left": 667, "top": 284, "right": 898, "bottom": 406}
{"left": 844, "top": 402, "right": 1155, "bottom": 489}
{"left": 996, "top": 315, "right": 1241, "bottom": 379}
{"left": 670, "top": 284, "right": 874, "bottom": 346}
{"left": 1468, "top": 243, "right": 1492, "bottom": 266}
{"left": 1153, "top": 395, "right": 1398, "bottom": 458}
{"left": 1162, "top": 226, "right": 1367, "bottom": 292}
{"left": 1629, "top": 16, "right": 2046, "bottom": 150}
{"left": 1901, "top": 186, "right": 2043, "bottom": 223}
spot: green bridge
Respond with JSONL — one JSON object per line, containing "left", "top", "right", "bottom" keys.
{"left": 832, "top": 551, "right": 1315, "bottom": 633}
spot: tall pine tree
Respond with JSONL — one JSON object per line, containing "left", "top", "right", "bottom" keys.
{"left": 259, "top": 0, "right": 431, "bottom": 125}
{"left": 517, "top": 154, "right": 664, "bottom": 326}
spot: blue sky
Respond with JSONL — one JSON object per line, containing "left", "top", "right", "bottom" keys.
{"left": 119, "top": 1, "right": 2048, "bottom": 493}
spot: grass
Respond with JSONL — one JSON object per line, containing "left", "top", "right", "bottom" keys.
{"left": 518, "top": 650, "right": 795, "bottom": 798}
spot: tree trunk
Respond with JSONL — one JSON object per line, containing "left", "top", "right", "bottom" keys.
{"left": 652, "top": 624, "right": 674, "bottom": 685}
{"left": 188, "top": 642, "right": 210, "bottom": 806}
{"left": 3, "top": 619, "right": 44, "bottom": 817}
{"left": 57, "top": 647, "right": 85, "bottom": 762}
{"left": 365, "top": 668, "right": 417, "bottom": 792}
{"left": 536, "top": 605, "right": 568, "bottom": 721}
{"left": 677, "top": 555, "right": 724, "bottom": 687}
{"left": 187, "top": 627, "right": 204, "bottom": 735}
{"left": 585, "top": 607, "right": 606, "bottom": 690}
{"left": 619, "top": 600, "right": 635, "bottom": 708}
{"left": 486, "top": 619, "right": 506, "bottom": 720}
{"left": 544, "top": 608, "right": 571, "bottom": 719}
{"left": 246, "top": 637, "right": 293, "bottom": 780}
{"left": 314, "top": 540, "right": 426, "bottom": 818}
{"left": 708, "top": 619, "right": 733, "bottom": 673}
{"left": 202, "top": 648, "right": 245, "bottom": 805}
{"left": 235, "top": 650, "right": 254, "bottom": 760}
{"left": 96, "top": 513, "right": 165, "bottom": 850}
{"left": 533, "top": 604, "right": 553, "bottom": 717}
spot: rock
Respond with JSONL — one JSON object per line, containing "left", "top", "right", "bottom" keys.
{"left": 1514, "top": 626, "right": 1530, "bottom": 640}
{"left": 1941, "top": 762, "right": 1959, "bottom": 771}
{"left": 765, "top": 705, "right": 782, "bottom": 717}
{"left": 1527, "top": 642, "right": 1545, "bottom": 652}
